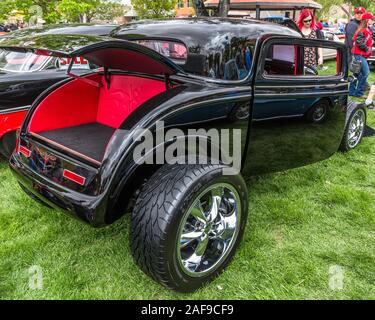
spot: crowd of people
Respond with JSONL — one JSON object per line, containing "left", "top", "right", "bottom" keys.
{"left": 345, "top": 7, "right": 374, "bottom": 105}
{"left": 296, "top": 7, "right": 375, "bottom": 108}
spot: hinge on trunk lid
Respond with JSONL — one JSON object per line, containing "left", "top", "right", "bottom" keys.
{"left": 165, "top": 74, "right": 172, "bottom": 90}
{"left": 67, "top": 58, "right": 102, "bottom": 88}
{"left": 104, "top": 67, "right": 111, "bottom": 89}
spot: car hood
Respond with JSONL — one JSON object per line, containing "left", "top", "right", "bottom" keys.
{"left": 0, "top": 34, "right": 184, "bottom": 76}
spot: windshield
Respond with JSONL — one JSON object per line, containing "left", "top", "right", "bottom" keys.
{"left": 0, "top": 50, "right": 52, "bottom": 72}
{"left": 0, "top": 49, "right": 94, "bottom": 73}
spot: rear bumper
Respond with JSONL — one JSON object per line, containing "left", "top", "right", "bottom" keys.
{"left": 10, "top": 153, "right": 107, "bottom": 227}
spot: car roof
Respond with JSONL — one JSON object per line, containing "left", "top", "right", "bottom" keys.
{"left": 111, "top": 18, "right": 301, "bottom": 49}
{"left": 5, "top": 24, "right": 117, "bottom": 39}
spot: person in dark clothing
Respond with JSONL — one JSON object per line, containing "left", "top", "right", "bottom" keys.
{"left": 345, "top": 7, "right": 366, "bottom": 64}
{"left": 316, "top": 21, "right": 324, "bottom": 39}
{"left": 349, "top": 12, "right": 374, "bottom": 97}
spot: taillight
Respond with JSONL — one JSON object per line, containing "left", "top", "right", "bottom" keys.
{"left": 63, "top": 169, "right": 86, "bottom": 186}
{"left": 19, "top": 145, "right": 31, "bottom": 158}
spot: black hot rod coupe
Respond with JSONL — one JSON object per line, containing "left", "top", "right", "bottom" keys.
{"left": 1, "top": 19, "right": 367, "bottom": 292}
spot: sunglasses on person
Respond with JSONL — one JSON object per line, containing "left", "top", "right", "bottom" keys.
{"left": 303, "top": 19, "right": 312, "bottom": 23}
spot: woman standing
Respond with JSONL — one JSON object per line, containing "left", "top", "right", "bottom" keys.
{"left": 296, "top": 9, "right": 324, "bottom": 71}
{"left": 350, "top": 12, "right": 374, "bottom": 97}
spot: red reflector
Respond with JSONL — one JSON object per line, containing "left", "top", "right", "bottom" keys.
{"left": 19, "top": 145, "right": 31, "bottom": 158}
{"left": 63, "top": 170, "right": 86, "bottom": 186}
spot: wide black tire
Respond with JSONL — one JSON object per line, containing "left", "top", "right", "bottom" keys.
{"left": 130, "top": 164, "right": 248, "bottom": 292}
{"left": 339, "top": 106, "right": 366, "bottom": 152}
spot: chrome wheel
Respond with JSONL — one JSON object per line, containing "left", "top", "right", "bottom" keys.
{"left": 312, "top": 105, "right": 326, "bottom": 122}
{"left": 177, "top": 183, "right": 241, "bottom": 277}
{"left": 234, "top": 105, "right": 250, "bottom": 120}
{"left": 347, "top": 109, "right": 365, "bottom": 149}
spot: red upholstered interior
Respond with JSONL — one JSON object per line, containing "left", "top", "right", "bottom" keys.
{"left": 29, "top": 74, "right": 100, "bottom": 133}
{"left": 97, "top": 75, "right": 166, "bottom": 128}
{"left": 29, "top": 74, "right": 166, "bottom": 133}
{"left": 336, "top": 51, "right": 341, "bottom": 75}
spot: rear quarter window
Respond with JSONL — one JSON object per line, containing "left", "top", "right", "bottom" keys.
{"left": 132, "top": 38, "right": 255, "bottom": 82}
{"left": 132, "top": 39, "right": 188, "bottom": 65}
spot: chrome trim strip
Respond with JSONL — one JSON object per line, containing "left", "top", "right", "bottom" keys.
{"left": 255, "top": 83, "right": 348, "bottom": 89}
{"left": 253, "top": 114, "right": 303, "bottom": 122}
{"left": 0, "top": 105, "right": 31, "bottom": 115}
{"left": 255, "top": 90, "right": 348, "bottom": 98}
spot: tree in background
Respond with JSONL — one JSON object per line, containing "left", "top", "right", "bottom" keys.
{"left": 57, "top": 0, "right": 96, "bottom": 22}
{"left": 0, "top": 0, "right": 126, "bottom": 24}
{"left": 350, "top": 0, "right": 374, "bottom": 12}
{"left": 132, "top": 0, "right": 176, "bottom": 19}
{"left": 0, "top": 0, "right": 62, "bottom": 24}
{"left": 318, "top": 0, "right": 375, "bottom": 20}
{"left": 0, "top": 0, "right": 15, "bottom": 21}
{"left": 93, "top": 0, "right": 127, "bottom": 22}
{"left": 218, "top": 0, "right": 230, "bottom": 17}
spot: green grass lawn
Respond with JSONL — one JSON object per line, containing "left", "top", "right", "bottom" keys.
{"left": 0, "top": 70, "right": 374, "bottom": 300}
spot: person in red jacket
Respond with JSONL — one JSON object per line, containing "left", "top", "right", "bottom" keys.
{"left": 349, "top": 12, "right": 374, "bottom": 97}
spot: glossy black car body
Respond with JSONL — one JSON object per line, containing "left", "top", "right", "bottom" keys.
{"left": 0, "top": 24, "right": 117, "bottom": 157}
{"left": 2, "top": 18, "right": 353, "bottom": 228}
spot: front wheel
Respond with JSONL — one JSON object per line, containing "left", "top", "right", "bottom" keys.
{"left": 339, "top": 107, "right": 366, "bottom": 152}
{"left": 130, "top": 164, "right": 248, "bottom": 292}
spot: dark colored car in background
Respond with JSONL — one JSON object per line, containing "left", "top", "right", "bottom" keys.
{"left": 1, "top": 19, "right": 366, "bottom": 292}
{"left": 0, "top": 24, "right": 9, "bottom": 36}
{"left": 0, "top": 24, "right": 116, "bottom": 157}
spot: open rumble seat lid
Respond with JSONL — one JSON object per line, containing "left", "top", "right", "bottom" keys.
{"left": 0, "top": 34, "right": 184, "bottom": 76}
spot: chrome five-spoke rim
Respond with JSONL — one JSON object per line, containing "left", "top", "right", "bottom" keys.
{"left": 235, "top": 105, "right": 250, "bottom": 120}
{"left": 313, "top": 106, "right": 326, "bottom": 122}
{"left": 177, "top": 183, "right": 241, "bottom": 277}
{"left": 348, "top": 109, "right": 365, "bottom": 149}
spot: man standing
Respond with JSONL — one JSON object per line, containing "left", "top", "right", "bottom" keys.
{"left": 345, "top": 7, "right": 366, "bottom": 63}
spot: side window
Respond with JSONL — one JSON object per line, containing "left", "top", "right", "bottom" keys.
{"left": 132, "top": 37, "right": 256, "bottom": 81}
{"left": 132, "top": 39, "right": 188, "bottom": 65}
{"left": 264, "top": 43, "right": 341, "bottom": 77}
{"left": 264, "top": 44, "right": 297, "bottom": 76}
{"left": 205, "top": 41, "right": 255, "bottom": 81}
{"left": 0, "top": 50, "right": 52, "bottom": 72}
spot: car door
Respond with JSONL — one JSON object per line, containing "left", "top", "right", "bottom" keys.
{"left": 243, "top": 36, "right": 349, "bottom": 176}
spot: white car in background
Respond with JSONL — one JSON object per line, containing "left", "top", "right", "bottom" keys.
{"left": 322, "top": 29, "right": 344, "bottom": 61}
